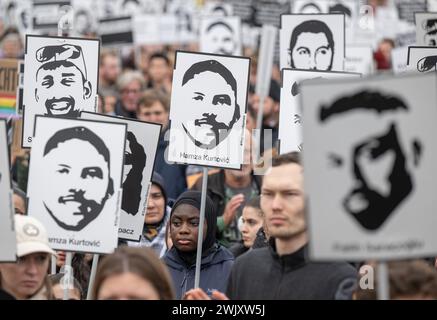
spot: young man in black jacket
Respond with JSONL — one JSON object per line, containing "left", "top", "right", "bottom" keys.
{"left": 225, "top": 152, "right": 357, "bottom": 299}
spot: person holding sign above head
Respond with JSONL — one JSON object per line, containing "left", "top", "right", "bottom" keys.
{"left": 93, "top": 247, "right": 175, "bottom": 300}
{"left": 163, "top": 191, "right": 234, "bottom": 299}
{"left": 0, "top": 215, "right": 56, "bottom": 300}
{"left": 288, "top": 20, "right": 334, "bottom": 71}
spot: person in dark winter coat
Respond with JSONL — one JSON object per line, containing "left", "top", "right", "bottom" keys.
{"left": 162, "top": 191, "right": 234, "bottom": 299}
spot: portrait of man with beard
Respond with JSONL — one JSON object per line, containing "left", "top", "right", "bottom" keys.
{"left": 40, "top": 126, "right": 114, "bottom": 231}
{"left": 179, "top": 59, "right": 241, "bottom": 150}
{"left": 121, "top": 131, "right": 147, "bottom": 216}
{"left": 319, "top": 90, "right": 422, "bottom": 231}
{"left": 34, "top": 44, "right": 93, "bottom": 117}
{"left": 201, "top": 17, "right": 242, "bottom": 56}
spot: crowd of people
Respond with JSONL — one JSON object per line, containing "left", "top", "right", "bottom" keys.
{"left": 2, "top": 0, "right": 437, "bottom": 301}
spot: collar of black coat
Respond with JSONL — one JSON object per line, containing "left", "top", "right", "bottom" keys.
{"left": 268, "top": 237, "right": 308, "bottom": 271}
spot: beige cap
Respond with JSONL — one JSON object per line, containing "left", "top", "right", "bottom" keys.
{"left": 15, "top": 215, "right": 56, "bottom": 258}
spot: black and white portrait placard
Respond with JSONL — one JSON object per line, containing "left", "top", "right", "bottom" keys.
{"left": 280, "top": 14, "right": 345, "bottom": 71}
{"left": 0, "top": 119, "right": 16, "bottom": 262}
{"left": 202, "top": 1, "right": 233, "bottom": 16}
{"left": 32, "top": 0, "right": 71, "bottom": 34}
{"left": 301, "top": 73, "right": 437, "bottom": 261}
{"left": 168, "top": 51, "right": 249, "bottom": 170}
{"left": 22, "top": 35, "right": 99, "bottom": 148}
{"left": 81, "top": 112, "right": 161, "bottom": 241}
{"left": 200, "top": 16, "right": 242, "bottom": 56}
{"left": 291, "top": 0, "right": 328, "bottom": 14}
{"left": 27, "top": 116, "right": 126, "bottom": 254}
{"left": 415, "top": 12, "right": 437, "bottom": 46}
{"left": 278, "top": 68, "right": 360, "bottom": 154}
{"left": 407, "top": 46, "right": 437, "bottom": 73}
{"left": 98, "top": 16, "right": 134, "bottom": 47}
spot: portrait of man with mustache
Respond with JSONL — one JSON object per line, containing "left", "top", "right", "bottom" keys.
{"left": 41, "top": 126, "right": 114, "bottom": 231}
{"left": 179, "top": 59, "right": 241, "bottom": 150}
{"left": 34, "top": 44, "right": 93, "bottom": 117}
{"left": 201, "top": 18, "right": 241, "bottom": 56}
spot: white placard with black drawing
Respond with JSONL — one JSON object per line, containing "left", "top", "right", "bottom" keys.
{"left": 168, "top": 51, "right": 249, "bottom": 170}
{"left": 22, "top": 35, "right": 99, "bottom": 148}
{"left": 98, "top": 16, "right": 134, "bottom": 47}
{"left": 415, "top": 12, "right": 437, "bottom": 46}
{"left": 200, "top": 16, "right": 242, "bottom": 56}
{"left": 407, "top": 46, "right": 437, "bottom": 73}
{"left": 32, "top": 0, "right": 71, "bottom": 34}
{"left": 280, "top": 14, "right": 345, "bottom": 71}
{"left": 278, "top": 68, "right": 360, "bottom": 154}
{"left": 81, "top": 112, "right": 161, "bottom": 241}
{"left": 291, "top": 0, "right": 329, "bottom": 14}
{"left": 0, "top": 119, "right": 16, "bottom": 262}
{"left": 27, "top": 116, "right": 126, "bottom": 254}
{"left": 301, "top": 73, "right": 437, "bottom": 261}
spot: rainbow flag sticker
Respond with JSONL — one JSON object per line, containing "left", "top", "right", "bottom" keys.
{"left": 0, "top": 58, "right": 19, "bottom": 117}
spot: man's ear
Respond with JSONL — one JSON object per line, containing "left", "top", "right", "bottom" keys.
{"left": 35, "top": 88, "right": 39, "bottom": 102}
{"left": 83, "top": 80, "right": 92, "bottom": 100}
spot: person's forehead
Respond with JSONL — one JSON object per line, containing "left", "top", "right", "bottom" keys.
{"left": 263, "top": 163, "right": 303, "bottom": 190}
{"left": 185, "top": 71, "right": 233, "bottom": 91}
{"left": 172, "top": 203, "right": 200, "bottom": 218}
{"left": 295, "top": 32, "right": 329, "bottom": 44}
{"left": 37, "top": 64, "right": 81, "bottom": 77}
{"left": 150, "top": 101, "right": 166, "bottom": 111}
{"left": 208, "top": 24, "right": 233, "bottom": 34}
{"left": 44, "top": 139, "right": 108, "bottom": 164}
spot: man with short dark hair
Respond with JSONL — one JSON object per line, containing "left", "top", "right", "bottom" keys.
{"left": 288, "top": 20, "right": 334, "bottom": 71}
{"left": 203, "top": 21, "right": 237, "bottom": 55}
{"left": 41, "top": 126, "right": 114, "bottom": 231}
{"left": 180, "top": 59, "right": 241, "bottom": 150}
{"left": 225, "top": 152, "right": 357, "bottom": 299}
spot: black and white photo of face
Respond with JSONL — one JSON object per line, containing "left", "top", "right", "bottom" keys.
{"left": 288, "top": 20, "right": 334, "bottom": 70}
{"left": 319, "top": 91, "right": 421, "bottom": 230}
{"left": 204, "top": 21, "right": 237, "bottom": 55}
{"left": 422, "top": 19, "right": 437, "bottom": 46}
{"left": 180, "top": 60, "right": 240, "bottom": 150}
{"left": 121, "top": 131, "right": 146, "bottom": 216}
{"left": 34, "top": 44, "right": 92, "bottom": 117}
{"left": 41, "top": 126, "right": 114, "bottom": 231}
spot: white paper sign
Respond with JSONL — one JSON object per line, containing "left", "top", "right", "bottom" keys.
{"left": 81, "top": 112, "right": 161, "bottom": 241}
{"left": 278, "top": 68, "right": 360, "bottom": 154}
{"left": 200, "top": 16, "right": 242, "bottom": 56}
{"left": 280, "top": 14, "right": 345, "bottom": 71}
{"left": 291, "top": 0, "right": 328, "bottom": 14}
{"left": 344, "top": 46, "right": 374, "bottom": 75}
{"left": 415, "top": 12, "right": 437, "bottom": 46}
{"left": 301, "top": 73, "right": 437, "bottom": 261}
{"left": 391, "top": 46, "right": 409, "bottom": 74}
{"left": 133, "top": 14, "right": 179, "bottom": 45}
{"left": 27, "top": 116, "right": 126, "bottom": 253}
{"left": 0, "top": 119, "right": 16, "bottom": 262}
{"left": 168, "top": 51, "right": 249, "bottom": 170}
{"left": 22, "top": 35, "right": 99, "bottom": 148}
{"left": 407, "top": 46, "right": 437, "bottom": 73}
{"left": 203, "top": 1, "right": 233, "bottom": 16}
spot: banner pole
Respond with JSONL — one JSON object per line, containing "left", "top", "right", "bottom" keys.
{"left": 376, "top": 262, "right": 390, "bottom": 300}
{"left": 194, "top": 167, "right": 208, "bottom": 289}
{"left": 87, "top": 254, "right": 100, "bottom": 300}
{"left": 63, "top": 252, "right": 73, "bottom": 300}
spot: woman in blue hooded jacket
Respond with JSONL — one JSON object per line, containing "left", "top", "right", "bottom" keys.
{"left": 162, "top": 190, "right": 234, "bottom": 299}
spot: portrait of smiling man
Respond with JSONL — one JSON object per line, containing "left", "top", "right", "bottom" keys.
{"left": 34, "top": 44, "right": 92, "bottom": 117}
{"left": 22, "top": 36, "right": 99, "bottom": 148}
